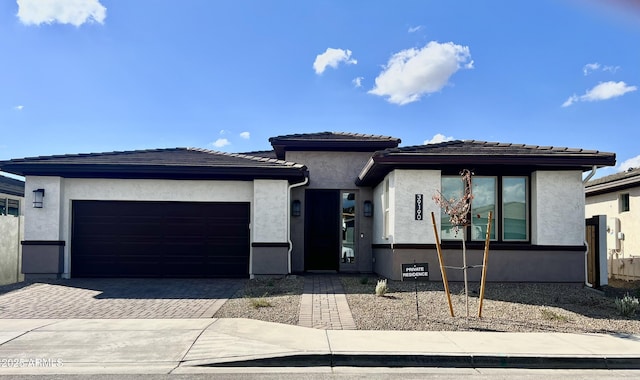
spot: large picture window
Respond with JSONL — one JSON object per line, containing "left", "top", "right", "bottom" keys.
{"left": 440, "top": 175, "right": 528, "bottom": 242}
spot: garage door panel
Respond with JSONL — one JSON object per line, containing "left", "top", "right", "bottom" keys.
{"left": 71, "top": 200, "right": 250, "bottom": 278}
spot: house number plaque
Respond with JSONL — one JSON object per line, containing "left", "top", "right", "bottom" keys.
{"left": 415, "top": 194, "right": 423, "bottom": 220}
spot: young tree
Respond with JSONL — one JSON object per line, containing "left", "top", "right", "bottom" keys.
{"left": 433, "top": 169, "right": 474, "bottom": 317}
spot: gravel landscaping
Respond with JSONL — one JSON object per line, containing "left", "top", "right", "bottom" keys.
{"left": 214, "top": 275, "right": 640, "bottom": 334}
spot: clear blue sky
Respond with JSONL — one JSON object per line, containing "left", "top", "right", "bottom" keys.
{"left": 1, "top": 0, "right": 639, "bottom": 179}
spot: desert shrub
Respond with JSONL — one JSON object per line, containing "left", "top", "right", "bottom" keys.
{"left": 375, "top": 279, "right": 388, "bottom": 296}
{"left": 615, "top": 293, "right": 639, "bottom": 317}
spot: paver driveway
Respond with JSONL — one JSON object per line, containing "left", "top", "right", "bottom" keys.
{"left": 0, "top": 278, "right": 244, "bottom": 318}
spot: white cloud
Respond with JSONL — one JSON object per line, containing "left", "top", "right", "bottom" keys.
{"left": 17, "top": 0, "right": 106, "bottom": 27}
{"left": 368, "top": 41, "right": 473, "bottom": 105}
{"left": 583, "top": 63, "right": 601, "bottom": 76}
{"left": 424, "top": 133, "right": 454, "bottom": 145}
{"left": 13, "top": 105, "right": 24, "bottom": 111}
{"left": 408, "top": 25, "right": 422, "bottom": 33}
{"left": 618, "top": 155, "right": 640, "bottom": 172}
{"left": 239, "top": 131, "right": 250, "bottom": 139}
{"left": 562, "top": 81, "right": 637, "bottom": 107}
{"left": 352, "top": 77, "right": 363, "bottom": 88}
{"left": 212, "top": 138, "right": 230, "bottom": 148}
{"left": 583, "top": 62, "right": 620, "bottom": 76}
{"left": 313, "top": 48, "right": 357, "bottom": 75}
{"left": 561, "top": 95, "right": 579, "bottom": 108}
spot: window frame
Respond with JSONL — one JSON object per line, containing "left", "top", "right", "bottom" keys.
{"left": 440, "top": 174, "right": 530, "bottom": 243}
{"left": 501, "top": 176, "right": 529, "bottom": 242}
{"left": 619, "top": 193, "right": 630, "bottom": 213}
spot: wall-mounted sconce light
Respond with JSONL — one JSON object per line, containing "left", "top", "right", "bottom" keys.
{"left": 33, "top": 188, "right": 45, "bottom": 208}
{"left": 363, "top": 200, "right": 373, "bottom": 217}
{"left": 291, "top": 200, "right": 301, "bottom": 217}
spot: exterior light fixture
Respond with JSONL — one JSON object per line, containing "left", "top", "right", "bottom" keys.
{"left": 291, "top": 200, "right": 301, "bottom": 217}
{"left": 363, "top": 200, "right": 373, "bottom": 217}
{"left": 33, "top": 188, "right": 45, "bottom": 208}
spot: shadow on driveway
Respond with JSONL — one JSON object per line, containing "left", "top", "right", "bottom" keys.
{"left": 0, "top": 278, "right": 245, "bottom": 319}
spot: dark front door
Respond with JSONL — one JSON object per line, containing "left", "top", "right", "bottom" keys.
{"left": 71, "top": 200, "right": 250, "bottom": 278}
{"left": 305, "top": 189, "right": 340, "bottom": 271}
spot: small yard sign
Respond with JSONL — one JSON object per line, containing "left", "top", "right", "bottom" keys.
{"left": 401, "top": 262, "right": 429, "bottom": 281}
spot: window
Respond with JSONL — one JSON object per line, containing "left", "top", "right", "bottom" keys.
{"left": 0, "top": 198, "right": 20, "bottom": 216}
{"left": 502, "top": 177, "right": 528, "bottom": 241}
{"left": 440, "top": 175, "right": 528, "bottom": 242}
{"left": 619, "top": 193, "right": 630, "bottom": 213}
{"left": 471, "top": 177, "right": 496, "bottom": 241}
{"left": 341, "top": 192, "right": 356, "bottom": 263}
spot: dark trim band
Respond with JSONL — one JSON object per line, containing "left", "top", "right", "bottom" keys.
{"left": 21, "top": 240, "right": 66, "bottom": 246}
{"left": 252, "top": 242, "right": 290, "bottom": 248}
{"left": 372, "top": 243, "right": 586, "bottom": 251}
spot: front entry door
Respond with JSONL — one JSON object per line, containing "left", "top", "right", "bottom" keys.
{"left": 305, "top": 189, "right": 340, "bottom": 271}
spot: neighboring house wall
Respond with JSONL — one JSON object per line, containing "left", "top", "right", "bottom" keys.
{"left": 24, "top": 176, "right": 292, "bottom": 278}
{"left": 586, "top": 186, "right": 640, "bottom": 281}
{"left": 287, "top": 151, "right": 375, "bottom": 273}
{"left": 0, "top": 215, "right": 24, "bottom": 285}
{"left": 374, "top": 169, "right": 587, "bottom": 282}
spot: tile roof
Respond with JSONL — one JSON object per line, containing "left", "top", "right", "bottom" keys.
{"left": 0, "top": 148, "right": 308, "bottom": 181}
{"left": 384, "top": 140, "right": 607, "bottom": 156}
{"left": 585, "top": 167, "right": 640, "bottom": 196}
{"left": 357, "top": 140, "right": 616, "bottom": 186}
{"left": 0, "top": 175, "right": 25, "bottom": 197}
{"left": 238, "top": 150, "right": 278, "bottom": 159}
{"left": 269, "top": 131, "right": 401, "bottom": 159}
{"left": 269, "top": 131, "right": 401, "bottom": 142}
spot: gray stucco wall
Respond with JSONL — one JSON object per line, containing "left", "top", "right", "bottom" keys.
{"left": 252, "top": 246, "right": 289, "bottom": 276}
{"left": 287, "top": 151, "right": 376, "bottom": 274}
{"left": 374, "top": 247, "right": 585, "bottom": 283}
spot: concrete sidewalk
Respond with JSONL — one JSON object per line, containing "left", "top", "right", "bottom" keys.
{"left": 0, "top": 318, "right": 639, "bottom": 375}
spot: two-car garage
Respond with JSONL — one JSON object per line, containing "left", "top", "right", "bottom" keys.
{"left": 71, "top": 200, "right": 250, "bottom": 278}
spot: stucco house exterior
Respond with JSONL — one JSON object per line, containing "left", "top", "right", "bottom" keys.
{"left": 585, "top": 167, "right": 640, "bottom": 281}
{"left": 0, "top": 132, "right": 615, "bottom": 282}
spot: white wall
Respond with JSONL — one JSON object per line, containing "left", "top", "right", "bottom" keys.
{"left": 253, "top": 179, "right": 288, "bottom": 242}
{"left": 392, "top": 170, "right": 441, "bottom": 244}
{"left": 532, "top": 170, "right": 585, "bottom": 245}
{"left": 24, "top": 176, "right": 63, "bottom": 241}
{"left": 586, "top": 187, "right": 640, "bottom": 257}
{"left": 372, "top": 171, "right": 393, "bottom": 244}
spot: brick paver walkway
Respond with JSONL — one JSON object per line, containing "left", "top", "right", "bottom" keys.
{"left": 298, "top": 275, "right": 356, "bottom": 330}
{"left": 0, "top": 278, "right": 243, "bottom": 319}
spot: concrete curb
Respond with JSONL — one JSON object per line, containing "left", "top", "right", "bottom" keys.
{"left": 197, "top": 353, "right": 640, "bottom": 370}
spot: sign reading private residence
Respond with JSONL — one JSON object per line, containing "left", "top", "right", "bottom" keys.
{"left": 402, "top": 262, "right": 429, "bottom": 281}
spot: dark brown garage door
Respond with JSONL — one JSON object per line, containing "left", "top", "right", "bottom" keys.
{"left": 71, "top": 200, "right": 250, "bottom": 278}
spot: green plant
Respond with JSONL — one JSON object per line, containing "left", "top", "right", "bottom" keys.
{"left": 359, "top": 277, "right": 369, "bottom": 285}
{"left": 248, "top": 293, "right": 272, "bottom": 309}
{"left": 375, "top": 279, "right": 388, "bottom": 296}
{"left": 540, "top": 308, "right": 571, "bottom": 322}
{"left": 615, "top": 293, "right": 639, "bottom": 317}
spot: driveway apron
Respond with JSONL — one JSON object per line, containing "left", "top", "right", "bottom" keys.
{"left": 0, "top": 278, "right": 244, "bottom": 319}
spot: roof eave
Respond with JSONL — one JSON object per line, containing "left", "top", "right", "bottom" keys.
{"left": 356, "top": 154, "right": 616, "bottom": 187}
{"left": 0, "top": 163, "right": 309, "bottom": 182}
